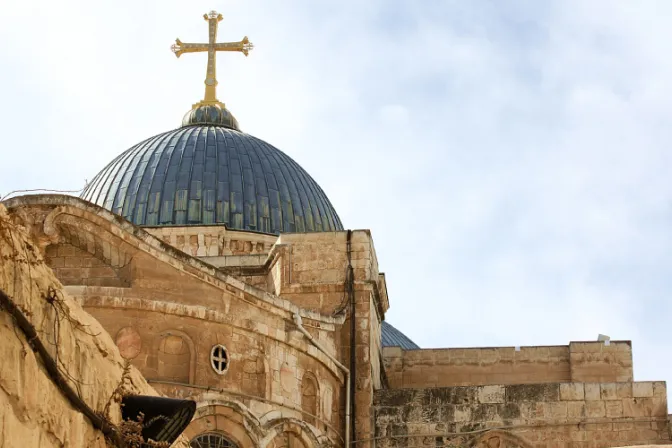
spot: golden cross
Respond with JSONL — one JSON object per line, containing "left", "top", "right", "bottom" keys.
{"left": 171, "top": 10, "right": 253, "bottom": 108}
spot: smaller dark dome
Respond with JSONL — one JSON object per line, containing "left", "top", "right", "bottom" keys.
{"left": 182, "top": 103, "right": 240, "bottom": 130}
{"left": 382, "top": 321, "right": 419, "bottom": 350}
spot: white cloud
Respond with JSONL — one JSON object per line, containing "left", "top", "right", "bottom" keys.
{"left": 1, "top": 0, "right": 672, "bottom": 391}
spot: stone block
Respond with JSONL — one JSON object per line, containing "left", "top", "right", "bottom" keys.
{"left": 520, "top": 402, "right": 545, "bottom": 420}
{"left": 438, "top": 404, "right": 455, "bottom": 423}
{"left": 374, "top": 390, "right": 415, "bottom": 407}
{"left": 569, "top": 342, "right": 603, "bottom": 353}
{"left": 652, "top": 397, "right": 667, "bottom": 417}
{"left": 58, "top": 244, "right": 76, "bottom": 257}
{"left": 632, "top": 382, "right": 654, "bottom": 397}
{"left": 585, "top": 400, "right": 606, "bottom": 418}
{"left": 375, "top": 407, "right": 402, "bottom": 423}
{"left": 478, "top": 348, "right": 500, "bottom": 364}
{"left": 600, "top": 383, "right": 618, "bottom": 400}
{"left": 584, "top": 383, "right": 600, "bottom": 400}
{"left": 545, "top": 401, "right": 568, "bottom": 419}
{"left": 559, "top": 383, "right": 584, "bottom": 401}
{"left": 505, "top": 384, "right": 560, "bottom": 402}
{"left": 622, "top": 397, "right": 654, "bottom": 417}
{"left": 652, "top": 381, "right": 667, "bottom": 397}
{"left": 583, "top": 422, "right": 613, "bottom": 432}
{"left": 498, "top": 402, "right": 521, "bottom": 420}
{"left": 566, "top": 401, "right": 586, "bottom": 418}
{"left": 433, "top": 349, "right": 452, "bottom": 361}
{"left": 478, "top": 385, "right": 505, "bottom": 404}
{"left": 605, "top": 400, "right": 623, "bottom": 418}
{"left": 615, "top": 383, "right": 632, "bottom": 398}
{"left": 453, "top": 405, "right": 471, "bottom": 422}
{"left": 64, "top": 257, "right": 82, "bottom": 268}
{"left": 569, "top": 430, "right": 588, "bottom": 442}
{"left": 635, "top": 428, "right": 661, "bottom": 441}
{"left": 48, "top": 257, "right": 64, "bottom": 267}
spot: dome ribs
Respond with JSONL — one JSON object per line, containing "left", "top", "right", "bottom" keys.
{"left": 80, "top": 126, "right": 343, "bottom": 234}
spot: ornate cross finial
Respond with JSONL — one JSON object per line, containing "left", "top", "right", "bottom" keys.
{"left": 171, "top": 10, "right": 253, "bottom": 109}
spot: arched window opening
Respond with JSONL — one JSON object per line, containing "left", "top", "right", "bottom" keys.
{"left": 190, "top": 432, "right": 237, "bottom": 448}
{"left": 158, "top": 334, "right": 191, "bottom": 383}
{"left": 300, "top": 373, "right": 318, "bottom": 426}
{"left": 270, "top": 432, "right": 309, "bottom": 448}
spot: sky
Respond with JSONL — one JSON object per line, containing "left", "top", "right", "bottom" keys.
{"left": 1, "top": 0, "right": 672, "bottom": 389}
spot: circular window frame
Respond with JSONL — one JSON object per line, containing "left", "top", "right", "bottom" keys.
{"left": 210, "top": 344, "right": 230, "bottom": 375}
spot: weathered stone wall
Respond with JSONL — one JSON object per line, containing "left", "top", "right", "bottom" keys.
{"left": 3, "top": 195, "right": 390, "bottom": 448}
{"left": 81, "top": 294, "right": 340, "bottom": 418}
{"left": 0, "top": 204, "right": 187, "bottom": 448}
{"left": 371, "top": 296, "right": 384, "bottom": 390}
{"left": 145, "top": 225, "right": 277, "bottom": 257}
{"left": 67, "top": 257, "right": 346, "bottom": 441}
{"left": 44, "top": 242, "right": 131, "bottom": 287}
{"left": 570, "top": 342, "right": 634, "bottom": 383}
{"left": 272, "top": 231, "right": 388, "bottom": 315}
{"left": 383, "top": 342, "right": 633, "bottom": 389}
{"left": 5, "top": 196, "right": 368, "bottom": 446}
{"left": 373, "top": 382, "right": 669, "bottom": 447}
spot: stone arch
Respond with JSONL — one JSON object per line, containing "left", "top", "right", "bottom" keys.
{"left": 42, "top": 211, "right": 136, "bottom": 287}
{"left": 190, "top": 432, "right": 238, "bottom": 448}
{"left": 151, "top": 329, "right": 196, "bottom": 384}
{"left": 184, "top": 401, "right": 261, "bottom": 448}
{"left": 42, "top": 206, "right": 136, "bottom": 266}
{"left": 261, "top": 419, "right": 321, "bottom": 448}
{"left": 266, "top": 432, "right": 303, "bottom": 448}
{"left": 43, "top": 241, "right": 131, "bottom": 287}
{"left": 300, "top": 372, "right": 319, "bottom": 426}
{"left": 471, "top": 430, "right": 533, "bottom": 448}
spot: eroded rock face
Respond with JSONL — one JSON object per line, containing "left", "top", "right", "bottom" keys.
{"left": 0, "top": 204, "right": 187, "bottom": 448}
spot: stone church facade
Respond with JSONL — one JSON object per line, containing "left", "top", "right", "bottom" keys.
{"left": 5, "top": 193, "right": 670, "bottom": 448}
{"left": 2, "top": 10, "right": 670, "bottom": 448}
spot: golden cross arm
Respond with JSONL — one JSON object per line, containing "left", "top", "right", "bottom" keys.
{"left": 172, "top": 10, "right": 253, "bottom": 107}
{"left": 215, "top": 37, "right": 254, "bottom": 56}
{"left": 171, "top": 36, "right": 254, "bottom": 58}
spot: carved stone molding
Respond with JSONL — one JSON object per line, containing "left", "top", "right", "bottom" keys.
{"left": 471, "top": 430, "right": 533, "bottom": 448}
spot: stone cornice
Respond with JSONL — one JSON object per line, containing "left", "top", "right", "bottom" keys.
{"left": 66, "top": 289, "right": 344, "bottom": 381}
{"left": 3, "top": 194, "right": 344, "bottom": 326}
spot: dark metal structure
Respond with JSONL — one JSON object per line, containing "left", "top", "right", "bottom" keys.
{"left": 81, "top": 125, "right": 343, "bottom": 234}
{"left": 381, "top": 321, "right": 420, "bottom": 350}
{"left": 121, "top": 395, "right": 196, "bottom": 445}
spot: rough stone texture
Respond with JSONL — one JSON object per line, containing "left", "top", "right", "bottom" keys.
{"left": 570, "top": 342, "right": 634, "bottom": 383}
{"left": 383, "top": 341, "right": 633, "bottom": 389}
{"left": 144, "top": 225, "right": 277, "bottom": 258}
{"left": 373, "top": 382, "right": 669, "bottom": 448}
{"left": 44, "top": 242, "right": 132, "bottom": 287}
{"left": 3, "top": 194, "right": 669, "bottom": 448}
{"left": 0, "top": 204, "right": 187, "bottom": 448}
{"left": 4, "top": 195, "right": 381, "bottom": 447}
{"left": 616, "top": 446, "right": 672, "bottom": 448}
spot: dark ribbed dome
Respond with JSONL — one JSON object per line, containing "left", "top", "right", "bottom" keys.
{"left": 382, "top": 322, "right": 420, "bottom": 350}
{"left": 81, "top": 126, "right": 342, "bottom": 234}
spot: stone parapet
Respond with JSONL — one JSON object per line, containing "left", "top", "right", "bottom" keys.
{"left": 373, "top": 381, "right": 669, "bottom": 447}
{"left": 383, "top": 341, "right": 633, "bottom": 389}
{"left": 570, "top": 341, "right": 634, "bottom": 383}
{"left": 145, "top": 225, "right": 277, "bottom": 257}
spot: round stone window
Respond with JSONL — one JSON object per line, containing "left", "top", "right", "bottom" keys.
{"left": 191, "top": 432, "right": 237, "bottom": 448}
{"left": 210, "top": 344, "right": 229, "bottom": 375}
